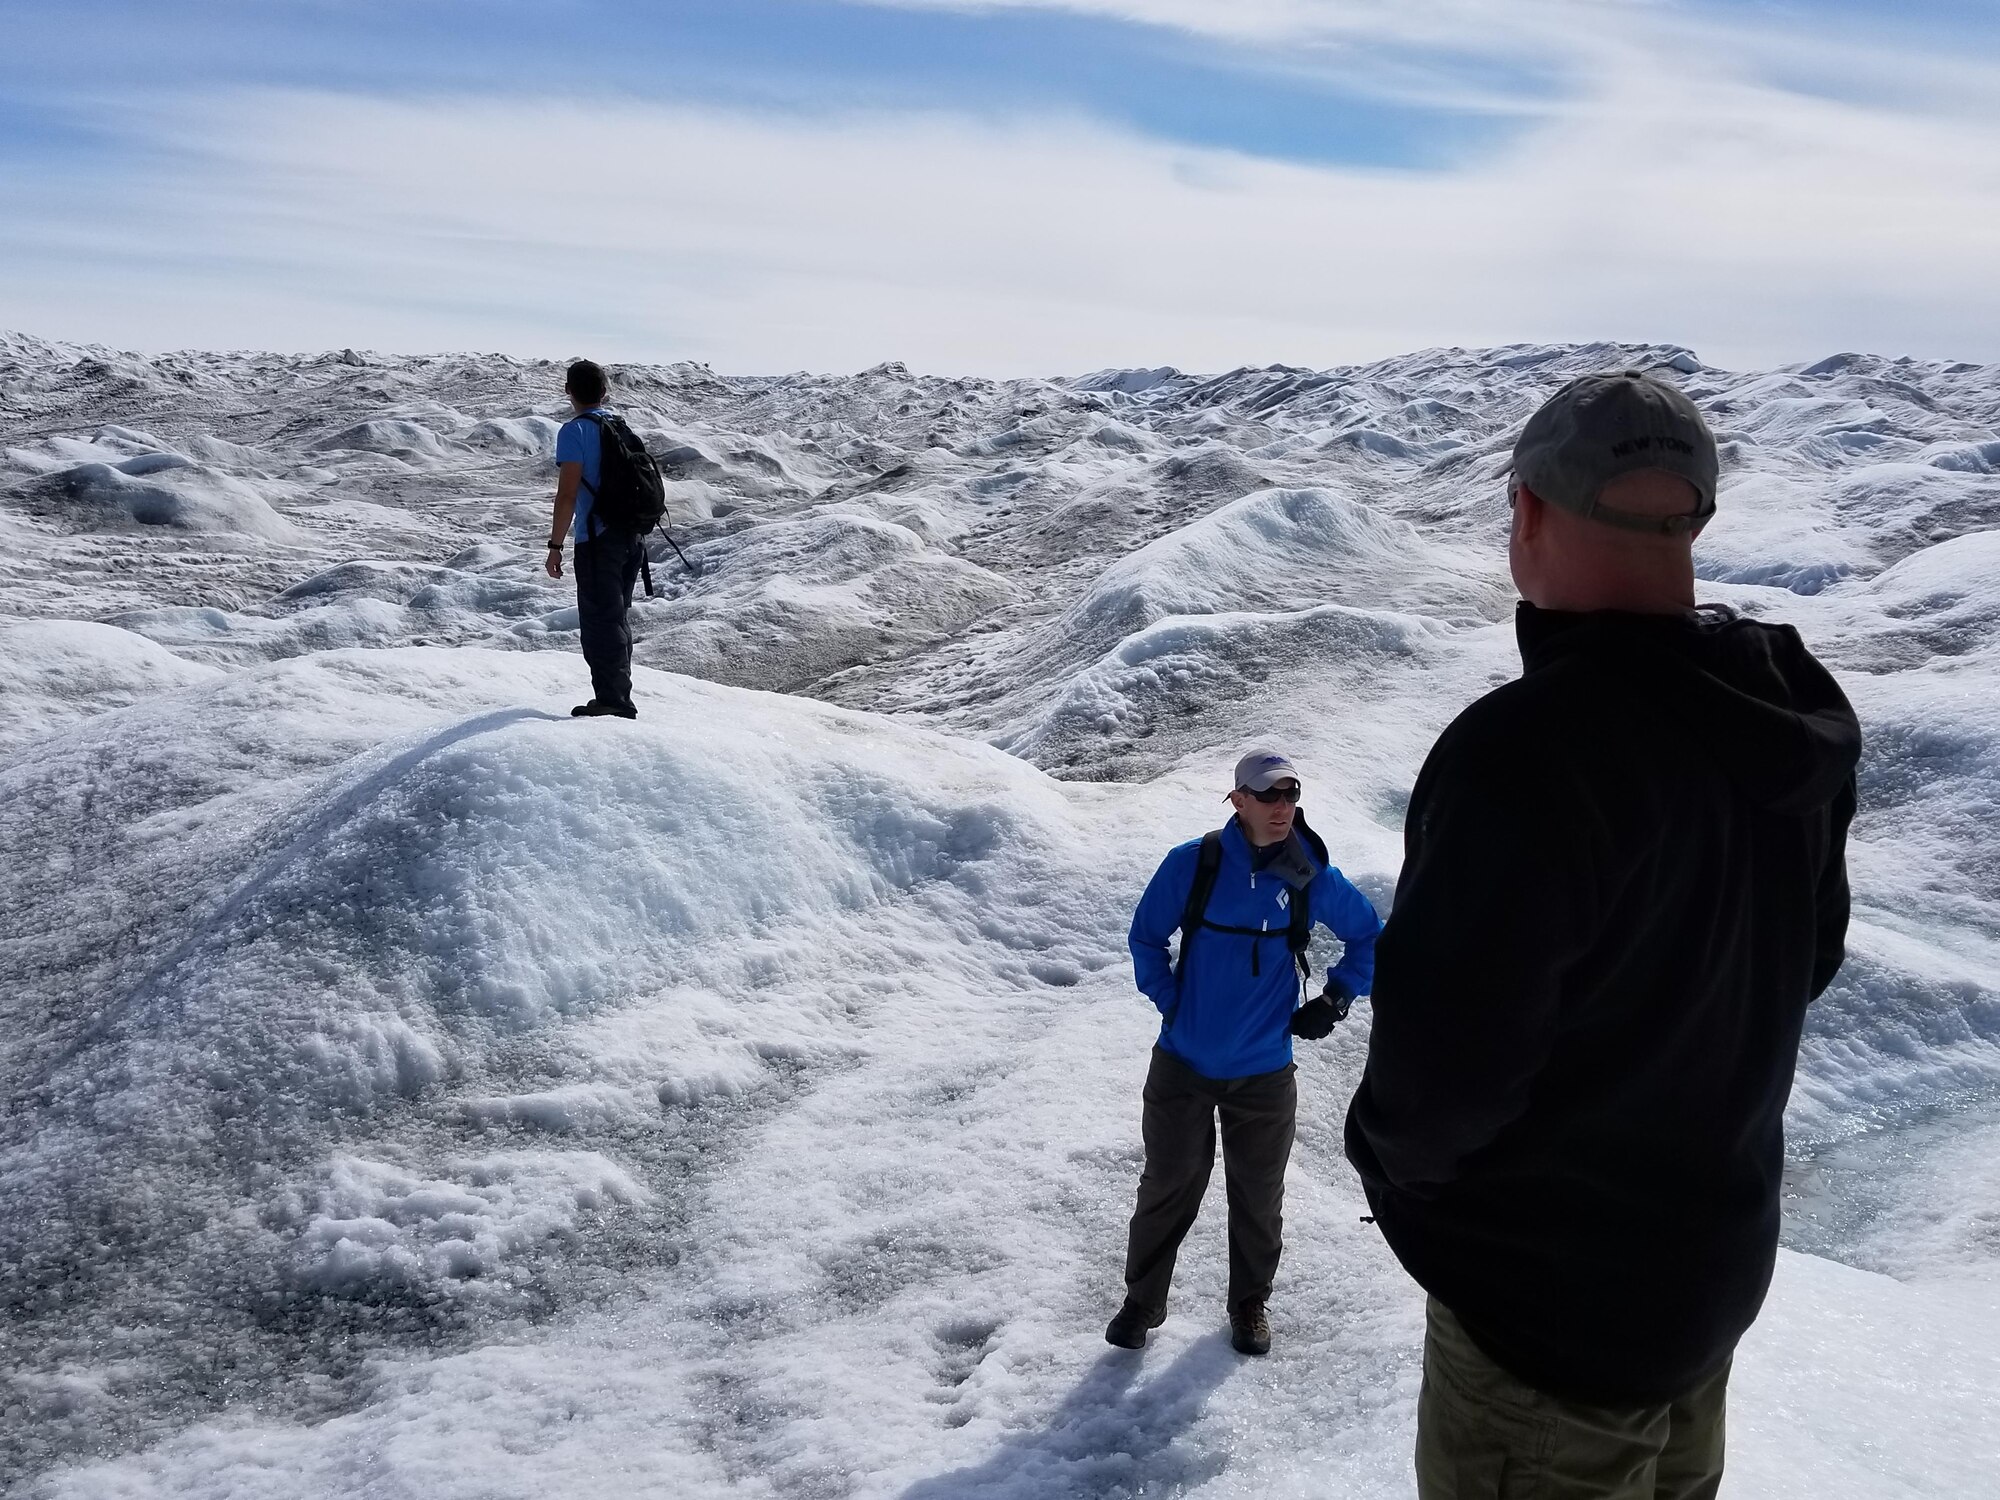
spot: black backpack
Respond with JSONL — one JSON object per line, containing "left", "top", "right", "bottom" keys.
{"left": 1164, "top": 812, "right": 1330, "bottom": 1031}
{"left": 578, "top": 412, "right": 667, "bottom": 535}
{"left": 577, "top": 411, "right": 694, "bottom": 593}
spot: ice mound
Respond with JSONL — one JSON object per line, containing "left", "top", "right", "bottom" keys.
{"left": 1829, "top": 463, "right": 2000, "bottom": 569}
{"left": 7, "top": 650, "right": 1057, "bottom": 1080}
{"left": 1146, "top": 445, "right": 1273, "bottom": 504}
{"left": 1924, "top": 438, "right": 2000, "bottom": 474}
{"left": 464, "top": 415, "right": 560, "bottom": 456}
{"left": 1, "top": 646, "right": 1106, "bottom": 1464}
{"left": 1066, "top": 486, "right": 1504, "bottom": 652}
{"left": 28, "top": 456, "right": 300, "bottom": 540}
{"left": 1003, "top": 602, "right": 1451, "bottom": 781}
{"left": 313, "top": 418, "right": 458, "bottom": 462}
{"left": 107, "top": 598, "right": 425, "bottom": 664}
{"left": 629, "top": 510, "right": 1012, "bottom": 692}
{"left": 1081, "top": 418, "right": 1167, "bottom": 454}
{"left": 50, "top": 350, "right": 233, "bottom": 402}
{"left": 1694, "top": 473, "right": 1874, "bottom": 595}
{"left": 3, "top": 424, "right": 194, "bottom": 477}
{"left": 104, "top": 558, "right": 558, "bottom": 667}
{"left": 182, "top": 432, "right": 271, "bottom": 470}
{"left": 275, "top": 558, "right": 492, "bottom": 608}
{"left": 276, "top": 556, "right": 550, "bottom": 624}
{"left": 0, "top": 619, "right": 223, "bottom": 747}
{"left": 646, "top": 427, "right": 824, "bottom": 497}
{"left": 1072, "top": 366, "right": 1184, "bottom": 395}
{"left": 1868, "top": 528, "right": 2000, "bottom": 633}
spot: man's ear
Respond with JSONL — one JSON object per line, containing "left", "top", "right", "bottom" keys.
{"left": 1514, "top": 484, "right": 1547, "bottom": 541}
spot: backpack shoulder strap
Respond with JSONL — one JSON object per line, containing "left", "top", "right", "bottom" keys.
{"left": 1173, "top": 831, "right": 1224, "bottom": 984}
{"left": 582, "top": 409, "right": 644, "bottom": 459}
{"left": 572, "top": 410, "right": 606, "bottom": 498}
{"left": 1288, "top": 876, "right": 1313, "bottom": 977}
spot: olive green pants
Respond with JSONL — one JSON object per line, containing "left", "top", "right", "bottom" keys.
{"left": 1415, "top": 1299, "right": 1729, "bottom": 1500}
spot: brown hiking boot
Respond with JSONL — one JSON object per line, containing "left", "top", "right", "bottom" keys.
{"left": 1229, "top": 1299, "right": 1271, "bottom": 1356}
{"left": 1104, "top": 1301, "right": 1166, "bottom": 1349}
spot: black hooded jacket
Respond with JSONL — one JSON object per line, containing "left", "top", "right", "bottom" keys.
{"left": 1345, "top": 602, "right": 1859, "bottom": 1405}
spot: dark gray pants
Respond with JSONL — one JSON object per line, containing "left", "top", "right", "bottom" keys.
{"left": 1122, "top": 1045, "right": 1297, "bottom": 1315}
{"left": 575, "top": 530, "right": 644, "bottom": 708}
{"left": 1417, "top": 1299, "right": 1729, "bottom": 1500}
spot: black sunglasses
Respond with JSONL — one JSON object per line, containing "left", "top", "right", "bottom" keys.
{"left": 1242, "top": 784, "right": 1301, "bottom": 804}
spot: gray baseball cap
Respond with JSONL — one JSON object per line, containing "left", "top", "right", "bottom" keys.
{"left": 1232, "top": 748, "right": 1299, "bottom": 792}
{"left": 1511, "top": 370, "right": 1718, "bottom": 536}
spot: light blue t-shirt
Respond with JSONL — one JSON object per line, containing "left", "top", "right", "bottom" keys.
{"left": 554, "top": 406, "right": 609, "bottom": 542}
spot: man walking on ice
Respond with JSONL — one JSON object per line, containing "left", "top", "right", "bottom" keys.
{"left": 1112, "top": 749, "right": 1381, "bottom": 1356}
{"left": 1346, "top": 371, "right": 1859, "bottom": 1498}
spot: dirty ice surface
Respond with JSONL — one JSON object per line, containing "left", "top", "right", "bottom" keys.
{"left": 2, "top": 333, "right": 1997, "bottom": 1497}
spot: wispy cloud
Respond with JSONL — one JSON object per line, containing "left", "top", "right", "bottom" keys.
{"left": 0, "top": 0, "right": 1546, "bottom": 170}
{"left": 3, "top": 0, "right": 1998, "bottom": 370}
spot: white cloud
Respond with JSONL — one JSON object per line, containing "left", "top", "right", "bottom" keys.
{"left": 859, "top": 0, "right": 1556, "bottom": 48}
{"left": 6, "top": 4, "right": 2000, "bottom": 372}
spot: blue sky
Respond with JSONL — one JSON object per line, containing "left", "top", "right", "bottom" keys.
{"left": 4, "top": 0, "right": 1999, "bottom": 371}
{"left": 3, "top": 0, "right": 1555, "bottom": 170}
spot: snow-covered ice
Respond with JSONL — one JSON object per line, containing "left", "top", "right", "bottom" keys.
{"left": 2, "top": 331, "right": 1997, "bottom": 1496}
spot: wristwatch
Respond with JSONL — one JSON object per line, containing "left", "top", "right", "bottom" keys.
{"left": 546, "top": 539, "right": 562, "bottom": 550}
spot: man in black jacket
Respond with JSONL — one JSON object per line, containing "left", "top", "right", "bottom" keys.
{"left": 1346, "top": 371, "right": 1859, "bottom": 1499}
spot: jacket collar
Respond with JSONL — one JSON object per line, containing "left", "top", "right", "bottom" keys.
{"left": 1222, "top": 816, "right": 1319, "bottom": 889}
{"left": 1515, "top": 600, "right": 1727, "bottom": 676}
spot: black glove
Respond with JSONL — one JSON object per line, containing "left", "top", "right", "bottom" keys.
{"left": 1288, "top": 987, "right": 1353, "bottom": 1040}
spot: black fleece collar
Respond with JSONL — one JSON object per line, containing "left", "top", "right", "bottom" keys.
{"left": 1514, "top": 600, "right": 1732, "bottom": 675}
{"left": 1230, "top": 815, "right": 1319, "bottom": 890}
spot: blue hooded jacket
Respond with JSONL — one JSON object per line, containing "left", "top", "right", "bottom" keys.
{"left": 1130, "top": 817, "right": 1382, "bottom": 1080}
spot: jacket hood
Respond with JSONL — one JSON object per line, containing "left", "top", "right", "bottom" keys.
{"left": 1516, "top": 602, "right": 1860, "bottom": 817}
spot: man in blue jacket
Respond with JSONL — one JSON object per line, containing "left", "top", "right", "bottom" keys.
{"left": 545, "top": 358, "right": 644, "bottom": 719}
{"left": 1112, "top": 749, "right": 1382, "bottom": 1356}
